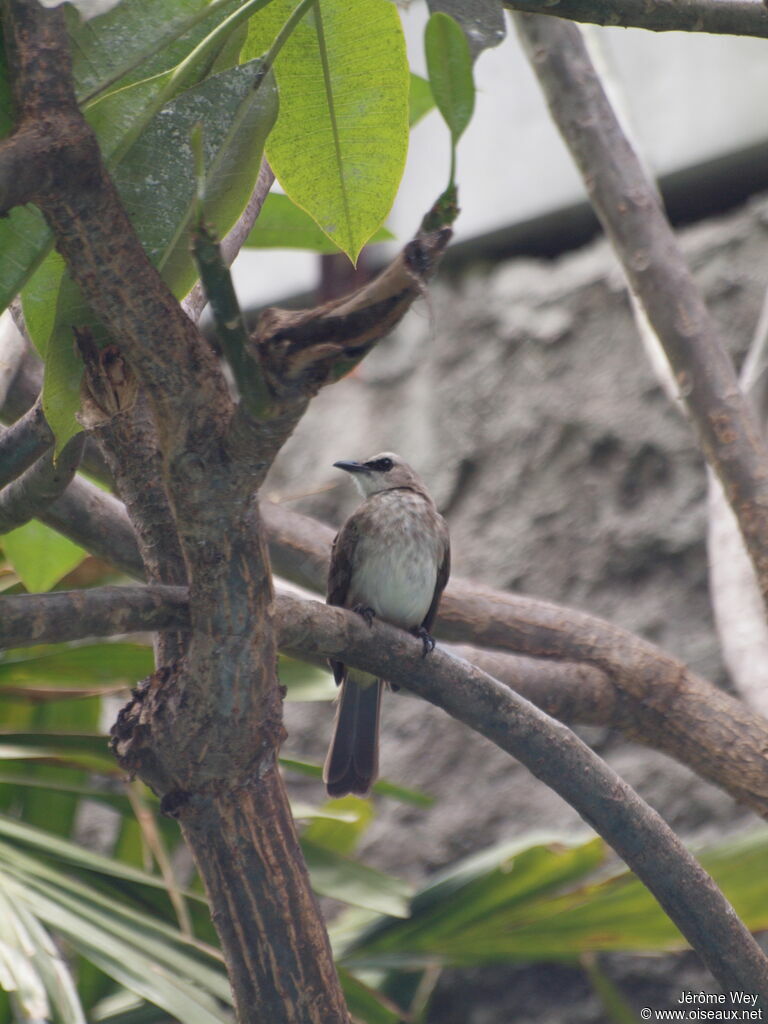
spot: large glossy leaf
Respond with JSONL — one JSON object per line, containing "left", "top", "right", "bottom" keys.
{"left": 22, "top": 58, "right": 277, "bottom": 448}
{"left": 244, "top": 0, "right": 409, "bottom": 263}
{"left": 116, "top": 57, "right": 278, "bottom": 299}
{"left": 0, "top": 0, "right": 251, "bottom": 318}
{"left": 0, "top": 521, "right": 86, "bottom": 594}
{"left": 68, "top": 0, "right": 237, "bottom": 98}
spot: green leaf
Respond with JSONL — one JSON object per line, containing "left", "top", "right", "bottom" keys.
{"left": 0, "top": 641, "right": 153, "bottom": 690}
{"left": 0, "top": 0, "right": 250, "bottom": 318}
{"left": 116, "top": 57, "right": 278, "bottom": 299}
{"left": 1, "top": 521, "right": 86, "bottom": 593}
{"left": 337, "top": 967, "right": 401, "bottom": 1024}
{"left": 22, "top": 58, "right": 278, "bottom": 450}
{"left": 278, "top": 654, "right": 337, "bottom": 701}
{"left": 0, "top": 879, "right": 87, "bottom": 1024}
{"left": 300, "top": 836, "right": 412, "bottom": 917}
{"left": 341, "top": 829, "right": 768, "bottom": 969}
{"left": 302, "top": 796, "right": 374, "bottom": 855}
{"left": 244, "top": 193, "right": 394, "bottom": 255}
{"left": 69, "top": 0, "right": 239, "bottom": 98}
{"left": 424, "top": 12, "right": 475, "bottom": 144}
{"left": 342, "top": 833, "right": 607, "bottom": 966}
{"left": 0, "top": 848, "right": 232, "bottom": 1023}
{"left": 409, "top": 73, "right": 435, "bottom": 127}
{"left": 0, "top": 732, "right": 118, "bottom": 775}
{"left": 244, "top": 0, "right": 409, "bottom": 263}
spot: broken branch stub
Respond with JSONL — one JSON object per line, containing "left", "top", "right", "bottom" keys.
{"left": 249, "top": 226, "right": 452, "bottom": 401}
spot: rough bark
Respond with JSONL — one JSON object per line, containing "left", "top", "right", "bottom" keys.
{"left": 503, "top": 0, "right": 768, "bottom": 38}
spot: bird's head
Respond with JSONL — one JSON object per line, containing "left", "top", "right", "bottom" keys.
{"left": 333, "top": 452, "right": 424, "bottom": 497}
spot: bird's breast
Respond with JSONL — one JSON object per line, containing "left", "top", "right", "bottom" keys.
{"left": 349, "top": 493, "right": 442, "bottom": 628}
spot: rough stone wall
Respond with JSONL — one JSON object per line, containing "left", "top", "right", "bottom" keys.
{"left": 268, "top": 194, "right": 768, "bottom": 1020}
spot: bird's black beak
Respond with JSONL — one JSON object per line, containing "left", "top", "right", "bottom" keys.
{"left": 333, "top": 460, "right": 370, "bottom": 475}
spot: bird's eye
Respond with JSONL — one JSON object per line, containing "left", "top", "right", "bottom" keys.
{"left": 365, "top": 457, "right": 393, "bottom": 472}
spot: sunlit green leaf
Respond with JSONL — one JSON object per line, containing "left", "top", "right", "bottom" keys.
{"left": 302, "top": 796, "right": 374, "bottom": 856}
{"left": 1, "top": 520, "right": 86, "bottom": 594}
{"left": 244, "top": 0, "right": 409, "bottom": 263}
{"left": 0, "top": 0, "right": 251, "bottom": 318}
{"left": 278, "top": 655, "right": 337, "bottom": 701}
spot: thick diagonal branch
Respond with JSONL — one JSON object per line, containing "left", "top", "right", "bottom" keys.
{"left": 277, "top": 593, "right": 768, "bottom": 995}
{"left": 504, "top": 0, "right": 768, "bottom": 38}
{"left": 514, "top": 12, "right": 768, "bottom": 613}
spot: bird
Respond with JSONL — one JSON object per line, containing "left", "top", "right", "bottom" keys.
{"left": 323, "top": 452, "right": 450, "bottom": 798}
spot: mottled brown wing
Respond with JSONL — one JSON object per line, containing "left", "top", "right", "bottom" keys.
{"left": 421, "top": 519, "right": 451, "bottom": 633}
{"left": 327, "top": 516, "right": 360, "bottom": 685}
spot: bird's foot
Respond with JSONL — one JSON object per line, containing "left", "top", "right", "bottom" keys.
{"left": 414, "top": 626, "right": 436, "bottom": 658}
{"left": 353, "top": 604, "right": 376, "bottom": 627}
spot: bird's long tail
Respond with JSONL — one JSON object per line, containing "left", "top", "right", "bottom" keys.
{"left": 323, "top": 676, "right": 382, "bottom": 797}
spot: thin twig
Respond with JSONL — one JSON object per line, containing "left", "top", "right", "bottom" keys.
{"left": 182, "top": 158, "right": 275, "bottom": 323}
{"left": 503, "top": 0, "right": 768, "bottom": 38}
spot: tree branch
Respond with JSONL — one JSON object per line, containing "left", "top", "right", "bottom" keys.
{"left": 4, "top": 568, "right": 768, "bottom": 820}
{"left": 503, "top": 0, "right": 768, "bottom": 38}
{"left": 513, "top": 12, "right": 768, "bottom": 614}
{"left": 276, "top": 592, "right": 768, "bottom": 995}
{"left": 0, "top": 432, "right": 84, "bottom": 532}
{"left": 182, "top": 158, "right": 275, "bottom": 324}
{"left": 0, "top": 584, "right": 188, "bottom": 647}
{"left": 0, "top": 398, "right": 53, "bottom": 488}
{"left": 250, "top": 228, "right": 452, "bottom": 402}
